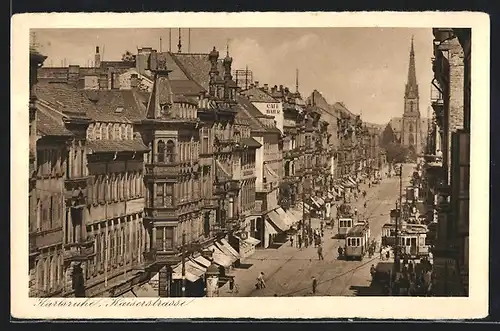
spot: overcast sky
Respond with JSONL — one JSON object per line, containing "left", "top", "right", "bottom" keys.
{"left": 33, "top": 27, "right": 434, "bottom": 125}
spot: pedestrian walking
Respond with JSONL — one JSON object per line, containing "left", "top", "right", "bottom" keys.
{"left": 386, "top": 250, "right": 390, "bottom": 260}
{"left": 379, "top": 245, "right": 383, "bottom": 260}
{"left": 304, "top": 236, "right": 309, "bottom": 248}
{"left": 312, "top": 276, "right": 318, "bottom": 294}
{"left": 317, "top": 244, "right": 324, "bottom": 260}
{"left": 290, "top": 235, "right": 294, "bottom": 247}
{"left": 256, "top": 272, "right": 266, "bottom": 289}
{"left": 298, "top": 234, "right": 302, "bottom": 248}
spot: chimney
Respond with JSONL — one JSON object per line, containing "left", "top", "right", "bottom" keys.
{"left": 99, "top": 73, "right": 108, "bottom": 89}
{"left": 95, "top": 46, "right": 101, "bottom": 68}
{"left": 254, "top": 81, "right": 259, "bottom": 88}
{"left": 68, "top": 65, "right": 80, "bottom": 84}
{"left": 264, "top": 83, "right": 269, "bottom": 92}
{"left": 279, "top": 84, "right": 283, "bottom": 92}
{"left": 130, "top": 73, "right": 138, "bottom": 89}
{"left": 84, "top": 75, "right": 99, "bottom": 90}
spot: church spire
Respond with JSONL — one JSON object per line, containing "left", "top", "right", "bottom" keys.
{"left": 405, "top": 36, "right": 418, "bottom": 98}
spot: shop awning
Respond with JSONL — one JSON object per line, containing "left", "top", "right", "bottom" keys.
{"left": 209, "top": 245, "right": 233, "bottom": 268}
{"left": 220, "top": 238, "right": 240, "bottom": 258}
{"left": 327, "top": 192, "right": 335, "bottom": 199}
{"left": 297, "top": 202, "right": 310, "bottom": 212}
{"left": 244, "top": 236, "right": 261, "bottom": 245}
{"left": 285, "top": 209, "right": 301, "bottom": 225}
{"left": 265, "top": 220, "right": 278, "bottom": 235}
{"left": 275, "top": 207, "right": 295, "bottom": 227}
{"left": 265, "top": 164, "right": 280, "bottom": 182}
{"left": 317, "top": 197, "right": 325, "bottom": 205}
{"left": 172, "top": 261, "right": 205, "bottom": 282}
{"left": 192, "top": 255, "right": 211, "bottom": 268}
{"left": 215, "top": 241, "right": 239, "bottom": 262}
{"left": 290, "top": 208, "right": 303, "bottom": 221}
{"left": 266, "top": 210, "right": 288, "bottom": 232}
{"left": 348, "top": 176, "right": 357, "bottom": 185}
{"left": 342, "top": 180, "right": 355, "bottom": 188}
{"left": 310, "top": 197, "right": 321, "bottom": 208}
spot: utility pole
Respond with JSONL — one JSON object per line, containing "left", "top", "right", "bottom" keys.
{"left": 395, "top": 164, "right": 403, "bottom": 269}
{"left": 181, "top": 231, "right": 186, "bottom": 297}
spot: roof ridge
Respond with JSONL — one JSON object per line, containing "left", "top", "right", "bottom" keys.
{"left": 168, "top": 53, "right": 207, "bottom": 92}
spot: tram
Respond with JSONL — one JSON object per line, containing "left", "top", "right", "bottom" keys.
{"left": 381, "top": 223, "right": 429, "bottom": 258}
{"left": 337, "top": 217, "right": 354, "bottom": 238}
{"left": 344, "top": 223, "right": 370, "bottom": 261}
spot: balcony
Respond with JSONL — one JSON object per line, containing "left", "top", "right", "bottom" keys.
{"left": 63, "top": 240, "right": 94, "bottom": 263}
{"left": 144, "top": 207, "right": 178, "bottom": 221}
{"left": 144, "top": 163, "right": 180, "bottom": 179}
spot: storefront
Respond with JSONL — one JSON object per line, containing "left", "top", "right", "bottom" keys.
{"left": 234, "top": 231, "right": 261, "bottom": 260}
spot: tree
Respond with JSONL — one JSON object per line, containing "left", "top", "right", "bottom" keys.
{"left": 380, "top": 123, "right": 397, "bottom": 148}
{"left": 384, "top": 142, "right": 410, "bottom": 164}
{"left": 121, "top": 50, "right": 136, "bottom": 63}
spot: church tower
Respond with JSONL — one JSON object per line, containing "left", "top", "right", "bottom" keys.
{"left": 402, "top": 36, "right": 422, "bottom": 153}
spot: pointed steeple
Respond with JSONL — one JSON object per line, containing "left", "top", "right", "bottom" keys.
{"left": 405, "top": 36, "right": 418, "bottom": 98}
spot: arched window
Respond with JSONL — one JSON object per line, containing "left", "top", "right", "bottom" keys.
{"left": 166, "top": 140, "right": 176, "bottom": 163}
{"left": 409, "top": 123, "right": 414, "bottom": 133}
{"left": 157, "top": 140, "right": 165, "bottom": 163}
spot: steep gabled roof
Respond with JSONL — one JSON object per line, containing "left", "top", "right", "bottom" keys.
{"left": 88, "top": 89, "right": 147, "bottom": 122}
{"left": 35, "top": 81, "right": 147, "bottom": 123}
{"left": 240, "top": 86, "right": 279, "bottom": 103}
{"left": 169, "top": 52, "right": 228, "bottom": 90}
{"left": 236, "top": 95, "right": 281, "bottom": 134}
{"left": 36, "top": 108, "right": 73, "bottom": 137}
{"left": 35, "top": 81, "right": 93, "bottom": 119}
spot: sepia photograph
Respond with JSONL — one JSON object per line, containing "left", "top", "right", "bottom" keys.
{"left": 12, "top": 12, "right": 489, "bottom": 319}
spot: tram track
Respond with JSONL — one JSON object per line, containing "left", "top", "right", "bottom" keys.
{"left": 280, "top": 177, "right": 399, "bottom": 297}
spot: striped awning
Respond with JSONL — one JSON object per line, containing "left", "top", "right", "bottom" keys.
{"left": 265, "top": 220, "right": 278, "bottom": 235}
{"left": 266, "top": 210, "right": 288, "bottom": 232}
{"left": 172, "top": 261, "right": 205, "bottom": 282}
{"left": 275, "top": 207, "right": 295, "bottom": 227}
{"left": 310, "top": 197, "right": 321, "bottom": 208}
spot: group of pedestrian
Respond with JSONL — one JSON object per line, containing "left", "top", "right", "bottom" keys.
{"left": 392, "top": 259, "right": 433, "bottom": 296}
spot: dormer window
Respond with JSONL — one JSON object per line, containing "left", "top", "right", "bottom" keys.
{"left": 115, "top": 107, "right": 124, "bottom": 113}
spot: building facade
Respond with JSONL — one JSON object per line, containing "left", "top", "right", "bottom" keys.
{"left": 424, "top": 28, "right": 470, "bottom": 296}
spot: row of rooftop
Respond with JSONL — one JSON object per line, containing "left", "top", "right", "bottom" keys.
{"left": 33, "top": 45, "right": 382, "bottom": 137}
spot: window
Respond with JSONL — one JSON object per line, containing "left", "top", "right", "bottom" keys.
{"left": 156, "top": 183, "right": 165, "bottom": 207}
{"left": 113, "top": 124, "right": 119, "bottom": 140}
{"left": 121, "top": 124, "right": 127, "bottom": 140}
{"left": 95, "top": 123, "right": 102, "bottom": 140}
{"left": 156, "top": 227, "right": 174, "bottom": 251}
{"left": 157, "top": 140, "right": 165, "bottom": 163}
{"left": 201, "top": 127, "right": 209, "bottom": 154}
{"left": 166, "top": 140, "right": 175, "bottom": 163}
